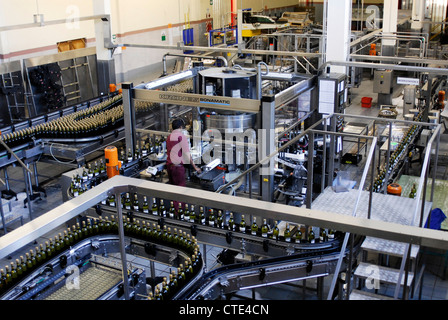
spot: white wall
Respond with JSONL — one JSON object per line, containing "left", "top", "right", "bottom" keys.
{"left": 0, "top": 0, "right": 211, "bottom": 59}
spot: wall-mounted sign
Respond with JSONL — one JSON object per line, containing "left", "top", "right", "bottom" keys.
{"left": 397, "top": 77, "right": 420, "bottom": 86}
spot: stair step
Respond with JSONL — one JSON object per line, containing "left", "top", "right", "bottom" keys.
{"left": 354, "top": 262, "right": 414, "bottom": 286}
{"left": 362, "top": 237, "right": 419, "bottom": 259}
{"left": 349, "top": 289, "right": 395, "bottom": 300}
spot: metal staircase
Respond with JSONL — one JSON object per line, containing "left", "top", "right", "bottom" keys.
{"left": 349, "top": 236, "right": 423, "bottom": 300}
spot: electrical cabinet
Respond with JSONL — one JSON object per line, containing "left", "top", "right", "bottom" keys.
{"left": 373, "top": 70, "right": 394, "bottom": 94}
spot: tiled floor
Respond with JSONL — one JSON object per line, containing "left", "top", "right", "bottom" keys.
{"left": 0, "top": 70, "right": 447, "bottom": 300}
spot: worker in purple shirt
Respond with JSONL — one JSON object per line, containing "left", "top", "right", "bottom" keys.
{"left": 166, "top": 118, "right": 201, "bottom": 187}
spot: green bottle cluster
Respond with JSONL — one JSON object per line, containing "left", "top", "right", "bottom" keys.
{"left": 69, "top": 159, "right": 108, "bottom": 198}
{"left": 371, "top": 111, "right": 423, "bottom": 193}
{"left": 151, "top": 254, "right": 200, "bottom": 300}
{"left": 0, "top": 215, "right": 202, "bottom": 296}
{"left": 126, "top": 197, "right": 339, "bottom": 245}
{"left": 0, "top": 93, "right": 159, "bottom": 151}
{"left": 0, "top": 94, "right": 122, "bottom": 150}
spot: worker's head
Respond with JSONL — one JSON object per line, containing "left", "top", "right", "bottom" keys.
{"left": 172, "top": 118, "right": 185, "bottom": 130}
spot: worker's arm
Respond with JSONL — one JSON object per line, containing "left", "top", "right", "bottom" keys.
{"left": 190, "top": 155, "right": 201, "bottom": 174}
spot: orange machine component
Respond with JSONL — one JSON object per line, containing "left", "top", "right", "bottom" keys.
{"left": 438, "top": 90, "right": 445, "bottom": 109}
{"left": 109, "top": 83, "right": 117, "bottom": 93}
{"left": 104, "top": 146, "right": 121, "bottom": 179}
{"left": 387, "top": 183, "right": 402, "bottom": 196}
{"left": 369, "top": 43, "right": 377, "bottom": 56}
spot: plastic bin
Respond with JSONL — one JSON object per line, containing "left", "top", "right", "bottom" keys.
{"left": 361, "top": 97, "right": 373, "bottom": 108}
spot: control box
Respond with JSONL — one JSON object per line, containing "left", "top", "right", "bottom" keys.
{"left": 373, "top": 70, "right": 394, "bottom": 94}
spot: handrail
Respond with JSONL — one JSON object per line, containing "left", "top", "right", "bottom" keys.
{"left": 393, "top": 123, "right": 442, "bottom": 299}
{"left": 325, "top": 122, "right": 378, "bottom": 300}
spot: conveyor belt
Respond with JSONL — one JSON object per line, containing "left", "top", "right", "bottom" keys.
{"left": 175, "top": 235, "right": 360, "bottom": 300}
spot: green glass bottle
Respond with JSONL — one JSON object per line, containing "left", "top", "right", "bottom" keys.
{"left": 133, "top": 193, "right": 140, "bottom": 211}
{"left": 251, "top": 217, "right": 258, "bottom": 236}
{"left": 86, "top": 220, "right": 93, "bottom": 236}
{"left": 161, "top": 279, "right": 170, "bottom": 300}
{"left": 169, "top": 272, "right": 178, "bottom": 293}
{"left": 409, "top": 183, "right": 416, "bottom": 199}
{"left": 4, "top": 266, "right": 12, "bottom": 287}
{"left": 199, "top": 206, "right": 206, "bottom": 225}
{"left": 81, "top": 221, "right": 88, "bottom": 239}
{"left": 124, "top": 193, "right": 132, "bottom": 210}
{"left": 239, "top": 214, "right": 246, "bottom": 233}
{"left": 152, "top": 198, "right": 158, "bottom": 216}
{"left": 20, "top": 256, "right": 27, "bottom": 274}
{"left": 93, "top": 161, "right": 100, "bottom": 177}
{"left": 328, "top": 229, "right": 335, "bottom": 240}
{"left": 25, "top": 253, "right": 33, "bottom": 270}
{"left": 228, "top": 212, "right": 235, "bottom": 231}
{"left": 9, "top": 262, "right": 17, "bottom": 281}
{"left": 189, "top": 205, "right": 196, "bottom": 223}
{"left": 178, "top": 203, "right": 184, "bottom": 220}
{"left": 35, "top": 246, "right": 43, "bottom": 264}
{"left": 172, "top": 228, "right": 179, "bottom": 246}
{"left": 108, "top": 194, "right": 116, "bottom": 207}
{"left": 178, "top": 265, "right": 186, "bottom": 286}
{"left": 284, "top": 223, "right": 291, "bottom": 242}
{"left": 39, "top": 244, "right": 47, "bottom": 261}
{"left": 165, "top": 201, "right": 173, "bottom": 219}
{"left": 319, "top": 228, "right": 327, "bottom": 242}
{"left": 308, "top": 227, "right": 315, "bottom": 244}
{"left": 159, "top": 199, "right": 167, "bottom": 217}
{"left": 273, "top": 221, "right": 280, "bottom": 240}
{"left": 142, "top": 196, "right": 149, "bottom": 214}
{"left": 29, "top": 249, "right": 37, "bottom": 267}
{"left": 154, "top": 288, "right": 163, "bottom": 300}
{"left": 261, "top": 219, "right": 269, "bottom": 238}
{"left": 295, "top": 227, "right": 302, "bottom": 243}
{"left": 217, "top": 210, "right": 224, "bottom": 229}
{"left": 207, "top": 209, "right": 215, "bottom": 227}
{"left": 15, "top": 259, "right": 23, "bottom": 279}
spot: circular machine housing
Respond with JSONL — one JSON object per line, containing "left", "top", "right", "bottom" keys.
{"left": 197, "top": 67, "right": 258, "bottom": 170}
{"left": 199, "top": 67, "right": 257, "bottom": 100}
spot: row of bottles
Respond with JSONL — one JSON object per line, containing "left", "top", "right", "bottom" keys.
{"left": 0, "top": 92, "right": 161, "bottom": 150}
{"left": 282, "top": 223, "right": 335, "bottom": 244}
{"left": 69, "top": 159, "right": 108, "bottom": 197}
{"left": 150, "top": 255, "right": 201, "bottom": 300}
{"left": 0, "top": 94, "right": 123, "bottom": 150}
{"left": 0, "top": 215, "right": 201, "bottom": 295}
{"left": 371, "top": 111, "right": 423, "bottom": 193}
{"left": 105, "top": 195, "right": 339, "bottom": 244}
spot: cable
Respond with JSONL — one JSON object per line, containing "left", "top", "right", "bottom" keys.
{"left": 49, "top": 143, "right": 76, "bottom": 164}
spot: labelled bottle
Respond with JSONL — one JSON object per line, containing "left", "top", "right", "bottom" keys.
{"left": 216, "top": 210, "right": 223, "bottom": 229}
{"left": 124, "top": 193, "right": 132, "bottom": 210}
{"left": 228, "top": 212, "right": 235, "bottom": 231}
{"left": 207, "top": 209, "right": 215, "bottom": 227}
{"left": 178, "top": 203, "right": 184, "bottom": 220}
{"left": 159, "top": 199, "right": 167, "bottom": 217}
{"left": 133, "top": 194, "right": 139, "bottom": 211}
{"left": 308, "top": 227, "right": 315, "bottom": 244}
{"left": 295, "top": 227, "right": 302, "bottom": 243}
{"left": 199, "top": 206, "right": 206, "bottom": 225}
{"left": 239, "top": 215, "right": 246, "bottom": 233}
{"left": 251, "top": 217, "right": 258, "bottom": 236}
{"left": 261, "top": 219, "right": 268, "bottom": 238}
{"left": 169, "top": 201, "right": 175, "bottom": 219}
{"left": 142, "top": 196, "right": 149, "bottom": 214}
{"left": 284, "top": 223, "right": 291, "bottom": 242}
{"left": 151, "top": 198, "right": 158, "bottom": 216}
{"left": 273, "top": 221, "right": 280, "bottom": 240}
{"left": 189, "top": 205, "right": 196, "bottom": 223}
{"left": 319, "top": 228, "right": 327, "bottom": 242}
